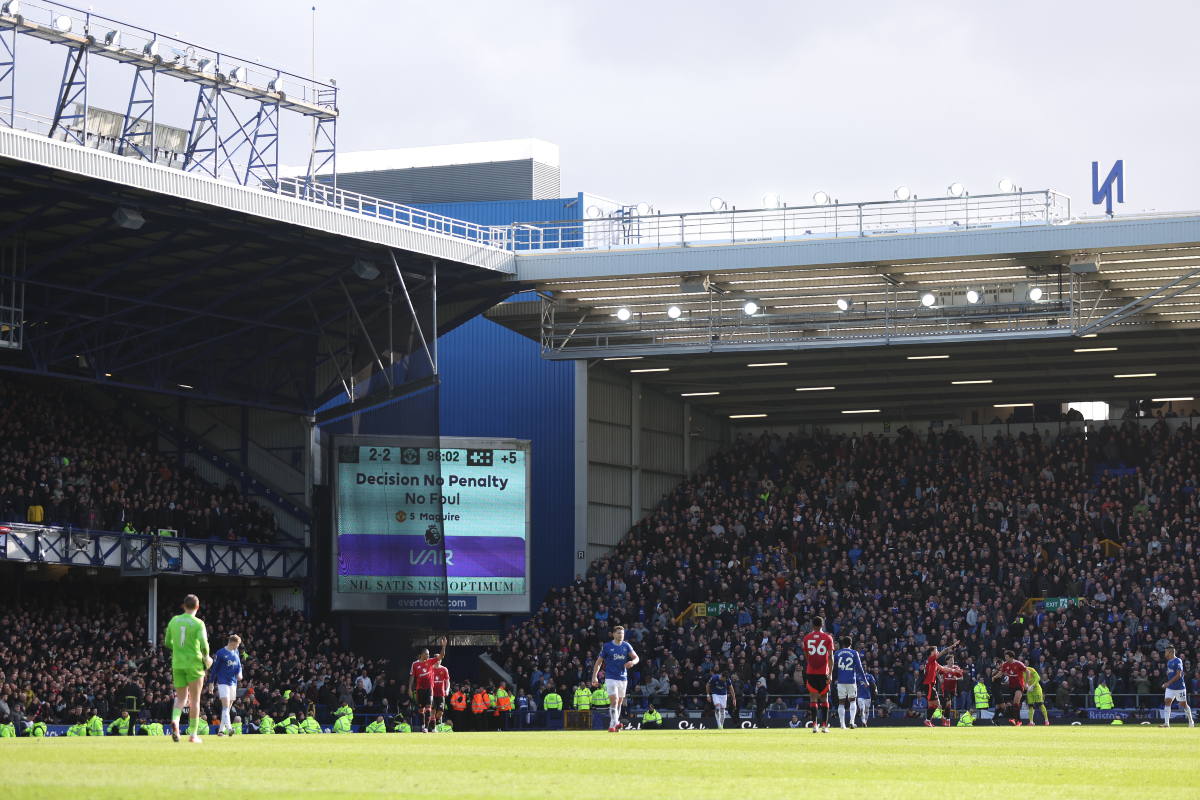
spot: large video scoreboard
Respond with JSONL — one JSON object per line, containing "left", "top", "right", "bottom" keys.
{"left": 330, "top": 435, "right": 530, "bottom": 613}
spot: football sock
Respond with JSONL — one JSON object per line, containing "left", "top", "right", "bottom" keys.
{"left": 610, "top": 706, "right": 619, "bottom": 728}
{"left": 220, "top": 707, "right": 230, "bottom": 730}
{"left": 171, "top": 708, "right": 182, "bottom": 726}
{"left": 1163, "top": 707, "right": 1171, "bottom": 726}
{"left": 837, "top": 706, "right": 846, "bottom": 727}
{"left": 187, "top": 717, "right": 198, "bottom": 736}
{"left": 1185, "top": 706, "right": 1194, "bottom": 723}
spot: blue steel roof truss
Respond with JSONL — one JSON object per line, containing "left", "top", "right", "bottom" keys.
{"left": 0, "top": 21, "right": 13, "bottom": 129}
{"left": 0, "top": 524, "right": 308, "bottom": 579}
{"left": 3, "top": 1, "right": 337, "bottom": 188}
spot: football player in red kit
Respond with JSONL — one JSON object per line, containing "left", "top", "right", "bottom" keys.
{"left": 921, "top": 640, "right": 958, "bottom": 727}
{"left": 939, "top": 655, "right": 964, "bottom": 727}
{"left": 409, "top": 637, "right": 448, "bottom": 732}
{"left": 802, "top": 616, "right": 836, "bottom": 733}
{"left": 991, "top": 650, "right": 1028, "bottom": 726}
{"left": 430, "top": 660, "right": 451, "bottom": 732}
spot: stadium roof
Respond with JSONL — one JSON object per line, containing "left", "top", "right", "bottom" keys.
{"left": 489, "top": 204, "right": 1200, "bottom": 423}
{"left": 0, "top": 132, "right": 523, "bottom": 415}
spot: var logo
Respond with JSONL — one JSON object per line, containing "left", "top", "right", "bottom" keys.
{"left": 409, "top": 549, "right": 453, "bottom": 565}
{"left": 395, "top": 510, "right": 408, "bottom": 523}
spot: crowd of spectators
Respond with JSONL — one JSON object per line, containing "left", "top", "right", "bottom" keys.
{"left": 0, "top": 581, "right": 402, "bottom": 728}
{"left": 494, "top": 416, "right": 1200, "bottom": 717}
{"left": 0, "top": 376, "right": 283, "bottom": 544}
{"left": 5, "top": 368, "right": 1200, "bottom": 727}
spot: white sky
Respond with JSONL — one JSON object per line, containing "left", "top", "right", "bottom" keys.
{"left": 20, "top": 0, "right": 1198, "bottom": 214}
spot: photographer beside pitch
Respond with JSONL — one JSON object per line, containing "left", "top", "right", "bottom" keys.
{"left": 164, "top": 594, "right": 212, "bottom": 743}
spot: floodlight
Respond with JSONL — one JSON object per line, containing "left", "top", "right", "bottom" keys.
{"left": 103, "top": 30, "right": 120, "bottom": 47}
{"left": 112, "top": 206, "right": 145, "bottom": 230}
{"left": 894, "top": 186, "right": 911, "bottom": 201}
{"left": 1, "top": 2, "right": 20, "bottom": 16}
{"left": 667, "top": 305, "right": 682, "bottom": 319}
{"left": 948, "top": 182, "right": 966, "bottom": 198}
{"left": 635, "top": 202, "right": 651, "bottom": 215}
{"left": 229, "top": 66, "right": 246, "bottom": 82}
{"left": 586, "top": 205, "right": 602, "bottom": 219}
{"left": 998, "top": 179, "right": 1016, "bottom": 193}
{"left": 966, "top": 290, "right": 981, "bottom": 304}
{"left": 921, "top": 292, "right": 937, "bottom": 307}
{"left": 352, "top": 257, "right": 379, "bottom": 280}
{"left": 53, "top": 14, "right": 72, "bottom": 32}
{"left": 1029, "top": 287, "right": 1043, "bottom": 301}
{"left": 267, "top": 78, "right": 280, "bottom": 92}
{"left": 763, "top": 194, "right": 781, "bottom": 209}
{"left": 813, "top": 191, "right": 830, "bottom": 206}
{"left": 743, "top": 301, "right": 759, "bottom": 316}
{"left": 196, "top": 57, "right": 213, "bottom": 72}
{"left": 616, "top": 307, "right": 631, "bottom": 321}
{"left": 710, "top": 197, "right": 725, "bottom": 211}
{"left": 836, "top": 298, "right": 852, "bottom": 312}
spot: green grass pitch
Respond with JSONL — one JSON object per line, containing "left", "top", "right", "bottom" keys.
{"left": 4, "top": 727, "right": 1197, "bottom": 799}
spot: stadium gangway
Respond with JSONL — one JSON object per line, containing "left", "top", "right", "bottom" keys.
{"left": 271, "top": 176, "right": 510, "bottom": 249}
{"left": 0, "top": 522, "right": 309, "bottom": 579}
{"left": 503, "top": 189, "right": 1072, "bottom": 253}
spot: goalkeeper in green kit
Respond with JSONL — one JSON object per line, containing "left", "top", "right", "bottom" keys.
{"left": 164, "top": 594, "right": 212, "bottom": 743}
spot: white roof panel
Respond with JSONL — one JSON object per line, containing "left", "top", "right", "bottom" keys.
{"left": 282, "top": 138, "right": 559, "bottom": 179}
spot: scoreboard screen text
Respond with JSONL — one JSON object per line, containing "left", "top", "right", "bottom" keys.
{"left": 332, "top": 437, "right": 530, "bottom": 613}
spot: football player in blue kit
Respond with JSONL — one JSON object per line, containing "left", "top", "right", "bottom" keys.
{"left": 855, "top": 669, "right": 877, "bottom": 727}
{"left": 832, "top": 637, "right": 867, "bottom": 730}
{"left": 1161, "top": 646, "right": 1194, "bottom": 728}
{"left": 212, "top": 634, "right": 243, "bottom": 736}
{"left": 591, "top": 625, "right": 639, "bottom": 732}
{"left": 707, "top": 670, "right": 736, "bottom": 729}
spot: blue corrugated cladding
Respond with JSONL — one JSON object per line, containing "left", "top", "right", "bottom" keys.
{"left": 437, "top": 316, "right": 574, "bottom": 610}
{"left": 316, "top": 197, "right": 581, "bottom": 610}
{"left": 410, "top": 194, "right": 584, "bottom": 226}
{"left": 431, "top": 195, "right": 582, "bottom": 611}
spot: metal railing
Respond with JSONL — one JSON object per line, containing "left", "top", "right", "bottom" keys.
{"left": 508, "top": 189, "right": 1072, "bottom": 253}
{"left": 273, "top": 177, "right": 510, "bottom": 248}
